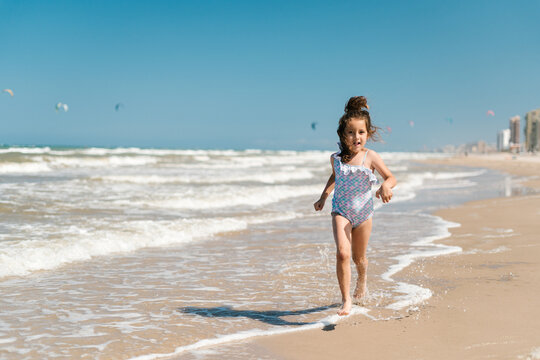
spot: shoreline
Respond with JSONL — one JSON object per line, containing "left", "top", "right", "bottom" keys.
{"left": 249, "top": 154, "right": 540, "bottom": 359}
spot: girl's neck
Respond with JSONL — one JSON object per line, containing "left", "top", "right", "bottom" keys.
{"left": 343, "top": 148, "right": 367, "bottom": 164}
{"left": 349, "top": 147, "right": 367, "bottom": 157}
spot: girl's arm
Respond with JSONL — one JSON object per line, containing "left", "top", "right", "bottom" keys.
{"left": 370, "top": 151, "right": 397, "bottom": 203}
{"left": 314, "top": 156, "right": 336, "bottom": 211}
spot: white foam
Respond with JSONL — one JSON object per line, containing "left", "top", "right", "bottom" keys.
{"left": 0, "top": 147, "right": 52, "bottom": 154}
{"left": 128, "top": 306, "right": 370, "bottom": 360}
{"left": 0, "top": 147, "right": 330, "bottom": 177}
{"left": 93, "top": 169, "right": 314, "bottom": 184}
{"left": 427, "top": 170, "right": 485, "bottom": 180}
{"left": 0, "top": 146, "right": 323, "bottom": 160}
{"left": 386, "top": 283, "right": 432, "bottom": 311}
{"left": 378, "top": 152, "right": 454, "bottom": 161}
{"left": 0, "top": 212, "right": 300, "bottom": 278}
{"left": 192, "top": 287, "right": 223, "bottom": 292}
{"left": 0, "top": 162, "right": 52, "bottom": 173}
{"left": 526, "top": 347, "right": 540, "bottom": 360}
{"left": 0, "top": 337, "right": 17, "bottom": 344}
{"left": 389, "top": 169, "right": 485, "bottom": 204}
{"left": 43, "top": 155, "right": 159, "bottom": 168}
{"left": 466, "top": 246, "right": 510, "bottom": 255}
{"left": 389, "top": 165, "right": 408, "bottom": 171}
{"left": 382, "top": 214, "right": 461, "bottom": 310}
{"left": 44, "top": 147, "right": 241, "bottom": 157}
{"left": 398, "top": 170, "right": 484, "bottom": 191}
{"left": 420, "top": 179, "right": 477, "bottom": 189}
{"left": 134, "top": 184, "right": 322, "bottom": 210}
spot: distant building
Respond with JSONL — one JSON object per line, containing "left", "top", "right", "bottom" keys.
{"left": 524, "top": 108, "right": 540, "bottom": 152}
{"left": 509, "top": 115, "right": 521, "bottom": 152}
{"left": 477, "top": 140, "right": 487, "bottom": 153}
{"left": 497, "top": 128, "right": 511, "bottom": 151}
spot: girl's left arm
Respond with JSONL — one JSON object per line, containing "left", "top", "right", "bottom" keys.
{"left": 371, "top": 151, "right": 397, "bottom": 203}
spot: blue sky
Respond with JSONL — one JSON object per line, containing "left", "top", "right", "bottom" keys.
{"left": 1, "top": 0, "right": 539, "bottom": 151}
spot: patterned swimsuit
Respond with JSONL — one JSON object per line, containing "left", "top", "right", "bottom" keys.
{"left": 331, "top": 150, "right": 378, "bottom": 228}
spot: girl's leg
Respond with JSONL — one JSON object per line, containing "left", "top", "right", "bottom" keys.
{"left": 351, "top": 217, "right": 372, "bottom": 302}
{"left": 332, "top": 214, "right": 353, "bottom": 315}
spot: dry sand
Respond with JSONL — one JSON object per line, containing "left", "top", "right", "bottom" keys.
{"left": 250, "top": 153, "right": 540, "bottom": 360}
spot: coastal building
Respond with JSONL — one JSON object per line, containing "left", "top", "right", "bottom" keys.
{"left": 458, "top": 140, "right": 495, "bottom": 154}
{"left": 497, "top": 128, "right": 511, "bottom": 151}
{"left": 509, "top": 115, "right": 521, "bottom": 152}
{"left": 524, "top": 108, "right": 540, "bottom": 152}
{"left": 477, "top": 140, "right": 487, "bottom": 153}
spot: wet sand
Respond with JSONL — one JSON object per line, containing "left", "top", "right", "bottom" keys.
{"left": 251, "top": 153, "right": 540, "bottom": 360}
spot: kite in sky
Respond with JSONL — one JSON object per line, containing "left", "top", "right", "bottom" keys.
{"left": 386, "top": 126, "right": 392, "bottom": 133}
{"left": 115, "top": 103, "right": 124, "bottom": 112}
{"left": 409, "top": 121, "right": 415, "bottom": 127}
{"left": 487, "top": 110, "right": 495, "bottom": 116}
{"left": 2, "top": 89, "right": 14, "bottom": 97}
{"left": 311, "top": 122, "right": 317, "bottom": 130}
{"left": 55, "top": 102, "right": 69, "bottom": 112}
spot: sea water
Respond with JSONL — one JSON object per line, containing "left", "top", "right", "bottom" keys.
{"left": 0, "top": 146, "right": 526, "bottom": 359}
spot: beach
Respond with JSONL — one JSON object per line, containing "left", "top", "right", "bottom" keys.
{"left": 1, "top": 148, "right": 539, "bottom": 359}
{"left": 252, "top": 154, "right": 540, "bottom": 360}
{"left": 3, "top": 0, "right": 540, "bottom": 358}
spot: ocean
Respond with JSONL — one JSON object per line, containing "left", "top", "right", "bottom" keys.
{"left": 0, "top": 146, "right": 524, "bottom": 359}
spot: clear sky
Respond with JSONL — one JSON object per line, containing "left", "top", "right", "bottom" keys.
{"left": 1, "top": 0, "right": 539, "bottom": 151}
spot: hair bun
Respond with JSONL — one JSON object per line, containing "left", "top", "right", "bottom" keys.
{"left": 345, "top": 96, "right": 368, "bottom": 113}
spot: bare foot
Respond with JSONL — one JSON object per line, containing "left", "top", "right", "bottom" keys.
{"left": 353, "top": 278, "right": 367, "bottom": 304}
{"left": 337, "top": 299, "right": 352, "bottom": 316}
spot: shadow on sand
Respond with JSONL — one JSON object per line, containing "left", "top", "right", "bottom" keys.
{"left": 178, "top": 304, "right": 339, "bottom": 326}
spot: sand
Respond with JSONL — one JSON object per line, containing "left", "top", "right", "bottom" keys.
{"left": 251, "top": 153, "right": 540, "bottom": 360}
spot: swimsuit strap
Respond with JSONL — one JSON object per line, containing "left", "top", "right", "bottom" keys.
{"left": 361, "top": 150, "right": 369, "bottom": 166}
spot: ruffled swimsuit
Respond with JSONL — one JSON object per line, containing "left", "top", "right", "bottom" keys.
{"left": 331, "top": 150, "right": 378, "bottom": 228}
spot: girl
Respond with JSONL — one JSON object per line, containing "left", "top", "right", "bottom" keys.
{"left": 313, "top": 96, "right": 396, "bottom": 316}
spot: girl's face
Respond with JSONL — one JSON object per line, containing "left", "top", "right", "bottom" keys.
{"left": 344, "top": 118, "right": 369, "bottom": 152}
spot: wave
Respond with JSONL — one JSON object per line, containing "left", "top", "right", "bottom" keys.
{"left": 0, "top": 146, "right": 52, "bottom": 154}
{"left": 420, "top": 169, "right": 486, "bottom": 180}
{"left": 0, "top": 162, "right": 52, "bottom": 173}
{"left": 92, "top": 169, "right": 314, "bottom": 185}
{"left": 0, "top": 212, "right": 300, "bottom": 278}
{"left": 43, "top": 155, "right": 160, "bottom": 168}
{"left": 421, "top": 179, "right": 477, "bottom": 189}
{"left": 0, "top": 147, "right": 329, "bottom": 173}
{"left": 0, "top": 146, "right": 242, "bottom": 156}
{"left": 0, "top": 146, "right": 325, "bottom": 157}
{"left": 121, "top": 184, "right": 322, "bottom": 210}
{"left": 379, "top": 152, "right": 454, "bottom": 161}
{"left": 392, "top": 169, "right": 485, "bottom": 199}
{"left": 128, "top": 306, "right": 370, "bottom": 360}
{"left": 381, "top": 214, "right": 461, "bottom": 311}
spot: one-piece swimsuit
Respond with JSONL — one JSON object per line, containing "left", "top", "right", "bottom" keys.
{"left": 331, "top": 150, "right": 377, "bottom": 228}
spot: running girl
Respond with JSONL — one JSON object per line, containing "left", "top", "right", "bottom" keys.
{"left": 314, "top": 96, "right": 397, "bottom": 316}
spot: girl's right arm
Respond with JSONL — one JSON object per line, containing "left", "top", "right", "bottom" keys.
{"left": 313, "top": 156, "right": 335, "bottom": 211}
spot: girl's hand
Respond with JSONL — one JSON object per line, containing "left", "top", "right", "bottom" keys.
{"left": 376, "top": 184, "right": 393, "bottom": 203}
{"left": 313, "top": 197, "right": 326, "bottom": 211}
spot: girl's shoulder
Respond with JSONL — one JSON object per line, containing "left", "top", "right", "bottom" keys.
{"left": 331, "top": 152, "right": 345, "bottom": 165}
{"left": 366, "top": 149, "right": 388, "bottom": 171}
{"left": 366, "top": 148, "right": 380, "bottom": 160}
{"left": 364, "top": 148, "right": 380, "bottom": 170}
{"left": 330, "top": 152, "right": 339, "bottom": 166}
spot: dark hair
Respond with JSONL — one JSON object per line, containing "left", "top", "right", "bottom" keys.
{"left": 337, "top": 96, "right": 380, "bottom": 163}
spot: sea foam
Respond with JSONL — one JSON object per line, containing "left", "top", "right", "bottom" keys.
{"left": 0, "top": 212, "right": 300, "bottom": 278}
